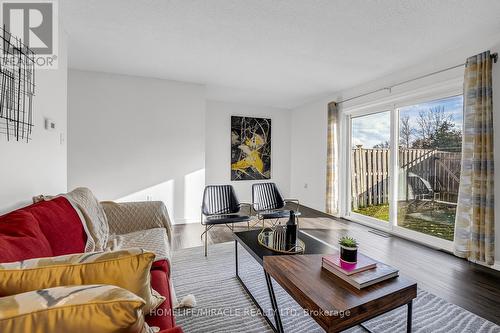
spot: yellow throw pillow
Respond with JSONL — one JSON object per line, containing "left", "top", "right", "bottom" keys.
{"left": 0, "top": 249, "right": 165, "bottom": 314}
{"left": 0, "top": 284, "right": 147, "bottom": 333}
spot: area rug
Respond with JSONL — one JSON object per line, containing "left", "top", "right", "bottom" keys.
{"left": 171, "top": 242, "right": 500, "bottom": 333}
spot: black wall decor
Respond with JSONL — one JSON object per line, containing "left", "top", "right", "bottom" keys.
{"left": 0, "top": 26, "right": 36, "bottom": 142}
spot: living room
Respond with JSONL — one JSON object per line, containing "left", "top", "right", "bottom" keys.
{"left": 0, "top": 1, "right": 499, "bottom": 332}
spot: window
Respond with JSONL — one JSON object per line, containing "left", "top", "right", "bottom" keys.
{"left": 346, "top": 93, "right": 463, "bottom": 247}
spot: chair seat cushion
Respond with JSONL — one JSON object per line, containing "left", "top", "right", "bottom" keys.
{"left": 258, "top": 210, "right": 297, "bottom": 219}
{"left": 204, "top": 214, "right": 250, "bottom": 225}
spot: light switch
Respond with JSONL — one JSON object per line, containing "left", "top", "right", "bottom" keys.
{"left": 44, "top": 118, "right": 56, "bottom": 131}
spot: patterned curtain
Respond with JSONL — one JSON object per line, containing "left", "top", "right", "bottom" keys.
{"left": 326, "top": 102, "right": 339, "bottom": 215}
{"left": 454, "top": 51, "right": 495, "bottom": 265}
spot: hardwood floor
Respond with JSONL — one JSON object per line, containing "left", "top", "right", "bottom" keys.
{"left": 171, "top": 206, "right": 500, "bottom": 325}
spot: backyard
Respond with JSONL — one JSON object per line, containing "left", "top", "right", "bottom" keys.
{"left": 353, "top": 203, "right": 455, "bottom": 241}
{"left": 349, "top": 96, "right": 462, "bottom": 243}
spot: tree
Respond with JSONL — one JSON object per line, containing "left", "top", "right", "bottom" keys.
{"left": 411, "top": 106, "right": 461, "bottom": 150}
{"left": 399, "top": 114, "right": 413, "bottom": 148}
{"left": 431, "top": 121, "right": 462, "bottom": 150}
{"left": 373, "top": 141, "right": 390, "bottom": 148}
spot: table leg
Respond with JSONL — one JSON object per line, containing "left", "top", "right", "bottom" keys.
{"left": 265, "top": 271, "right": 284, "bottom": 333}
{"left": 234, "top": 241, "right": 280, "bottom": 333}
{"left": 407, "top": 300, "right": 413, "bottom": 333}
{"left": 235, "top": 240, "right": 238, "bottom": 276}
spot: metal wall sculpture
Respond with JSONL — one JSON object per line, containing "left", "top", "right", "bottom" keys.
{"left": 231, "top": 116, "right": 271, "bottom": 180}
{"left": 0, "top": 26, "right": 36, "bottom": 142}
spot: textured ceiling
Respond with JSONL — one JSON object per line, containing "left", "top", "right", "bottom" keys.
{"left": 61, "top": 0, "right": 500, "bottom": 108}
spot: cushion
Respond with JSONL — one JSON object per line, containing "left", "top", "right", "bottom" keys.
{"left": 0, "top": 284, "right": 147, "bottom": 333}
{"left": 109, "top": 228, "right": 171, "bottom": 261}
{"left": 0, "top": 210, "right": 53, "bottom": 263}
{"left": 0, "top": 249, "right": 165, "bottom": 314}
{"left": 205, "top": 214, "right": 250, "bottom": 224}
{"left": 64, "top": 187, "right": 109, "bottom": 251}
{"left": 22, "top": 197, "right": 87, "bottom": 255}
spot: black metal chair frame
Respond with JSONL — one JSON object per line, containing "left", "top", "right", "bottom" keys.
{"left": 251, "top": 183, "right": 301, "bottom": 228}
{"left": 201, "top": 185, "right": 252, "bottom": 256}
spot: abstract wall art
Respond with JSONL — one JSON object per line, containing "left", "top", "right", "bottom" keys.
{"left": 231, "top": 116, "right": 271, "bottom": 181}
{"left": 0, "top": 27, "right": 36, "bottom": 142}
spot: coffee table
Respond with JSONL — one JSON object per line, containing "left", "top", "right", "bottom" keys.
{"left": 234, "top": 229, "right": 417, "bottom": 333}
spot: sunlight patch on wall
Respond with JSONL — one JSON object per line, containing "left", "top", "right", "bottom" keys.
{"left": 184, "top": 169, "right": 205, "bottom": 223}
{"left": 117, "top": 180, "right": 175, "bottom": 220}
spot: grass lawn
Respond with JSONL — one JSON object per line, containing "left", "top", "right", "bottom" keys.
{"left": 353, "top": 203, "right": 455, "bottom": 241}
{"left": 353, "top": 204, "right": 389, "bottom": 222}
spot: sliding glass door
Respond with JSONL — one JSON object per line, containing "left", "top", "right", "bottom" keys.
{"left": 396, "top": 96, "right": 463, "bottom": 241}
{"left": 350, "top": 111, "right": 391, "bottom": 225}
{"left": 346, "top": 94, "right": 463, "bottom": 247}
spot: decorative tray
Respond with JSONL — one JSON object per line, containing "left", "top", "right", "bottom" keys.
{"left": 257, "top": 228, "right": 305, "bottom": 254}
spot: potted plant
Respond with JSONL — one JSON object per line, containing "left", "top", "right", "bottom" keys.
{"left": 339, "top": 236, "right": 358, "bottom": 263}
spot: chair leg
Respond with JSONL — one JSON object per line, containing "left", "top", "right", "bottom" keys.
{"left": 200, "top": 212, "right": 204, "bottom": 240}
{"left": 204, "top": 224, "right": 208, "bottom": 257}
{"left": 200, "top": 223, "right": 208, "bottom": 240}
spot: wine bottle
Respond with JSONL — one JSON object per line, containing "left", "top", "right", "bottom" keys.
{"left": 285, "top": 211, "right": 298, "bottom": 251}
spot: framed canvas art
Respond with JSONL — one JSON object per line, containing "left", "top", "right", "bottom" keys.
{"left": 231, "top": 116, "right": 271, "bottom": 181}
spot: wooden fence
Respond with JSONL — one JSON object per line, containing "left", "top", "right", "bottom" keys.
{"left": 351, "top": 147, "right": 461, "bottom": 210}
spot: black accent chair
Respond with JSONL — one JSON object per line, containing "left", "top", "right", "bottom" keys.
{"left": 251, "top": 183, "right": 300, "bottom": 227}
{"left": 201, "top": 185, "right": 251, "bottom": 256}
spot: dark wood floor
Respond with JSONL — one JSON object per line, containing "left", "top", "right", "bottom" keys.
{"left": 171, "top": 206, "right": 500, "bottom": 325}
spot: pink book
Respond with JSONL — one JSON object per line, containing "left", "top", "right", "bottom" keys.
{"left": 322, "top": 252, "right": 377, "bottom": 276}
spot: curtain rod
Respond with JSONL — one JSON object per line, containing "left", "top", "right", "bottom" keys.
{"left": 337, "top": 52, "right": 498, "bottom": 105}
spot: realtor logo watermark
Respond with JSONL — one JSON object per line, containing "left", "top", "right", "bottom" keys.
{"left": 1, "top": 0, "right": 58, "bottom": 69}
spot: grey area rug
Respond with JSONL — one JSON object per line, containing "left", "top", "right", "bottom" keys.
{"left": 171, "top": 242, "right": 500, "bottom": 333}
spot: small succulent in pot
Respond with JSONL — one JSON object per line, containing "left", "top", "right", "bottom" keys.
{"left": 339, "top": 236, "right": 358, "bottom": 263}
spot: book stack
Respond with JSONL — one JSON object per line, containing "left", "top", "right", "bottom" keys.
{"left": 322, "top": 253, "right": 398, "bottom": 289}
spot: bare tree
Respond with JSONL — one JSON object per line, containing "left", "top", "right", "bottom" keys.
{"left": 413, "top": 106, "right": 460, "bottom": 149}
{"left": 373, "top": 141, "right": 390, "bottom": 148}
{"left": 399, "top": 114, "right": 413, "bottom": 148}
{"left": 416, "top": 110, "right": 433, "bottom": 144}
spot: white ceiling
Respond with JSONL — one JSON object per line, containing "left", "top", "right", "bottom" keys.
{"left": 61, "top": 0, "right": 500, "bottom": 109}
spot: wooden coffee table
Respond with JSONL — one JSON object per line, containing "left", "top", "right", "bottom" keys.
{"left": 234, "top": 230, "right": 417, "bottom": 333}
{"left": 265, "top": 255, "right": 417, "bottom": 332}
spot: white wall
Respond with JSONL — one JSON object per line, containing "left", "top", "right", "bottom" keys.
{"left": 68, "top": 70, "right": 206, "bottom": 224}
{"left": 290, "top": 98, "right": 328, "bottom": 211}
{"left": 0, "top": 29, "right": 68, "bottom": 214}
{"left": 205, "top": 100, "right": 291, "bottom": 203}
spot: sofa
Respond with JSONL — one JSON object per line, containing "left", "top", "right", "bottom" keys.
{"left": 0, "top": 188, "right": 183, "bottom": 333}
